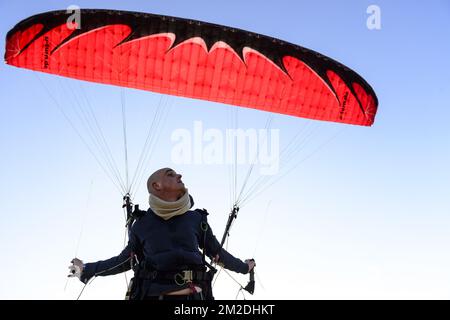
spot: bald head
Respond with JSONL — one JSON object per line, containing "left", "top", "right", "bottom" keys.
{"left": 147, "top": 168, "right": 169, "bottom": 194}
{"left": 147, "top": 168, "right": 186, "bottom": 201}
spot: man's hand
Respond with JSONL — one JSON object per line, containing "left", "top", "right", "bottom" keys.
{"left": 212, "top": 254, "right": 225, "bottom": 267}
{"left": 245, "top": 259, "right": 256, "bottom": 273}
{"left": 68, "top": 258, "right": 84, "bottom": 280}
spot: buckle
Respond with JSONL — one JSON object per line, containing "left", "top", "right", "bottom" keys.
{"left": 183, "top": 270, "right": 193, "bottom": 282}
{"left": 174, "top": 270, "right": 193, "bottom": 285}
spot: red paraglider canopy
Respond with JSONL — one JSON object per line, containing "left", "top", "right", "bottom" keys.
{"left": 5, "top": 9, "right": 378, "bottom": 126}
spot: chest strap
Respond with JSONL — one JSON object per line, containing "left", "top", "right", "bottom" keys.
{"left": 137, "top": 269, "right": 213, "bottom": 284}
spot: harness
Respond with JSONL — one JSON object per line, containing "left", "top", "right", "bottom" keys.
{"left": 136, "top": 268, "right": 213, "bottom": 284}
{"left": 137, "top": 210, "right": 214, "bottom": 283}
{"left": 126, "top": 208, "right": 219, "bottom": 300}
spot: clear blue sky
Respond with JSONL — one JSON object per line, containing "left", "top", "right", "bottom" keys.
{"left": 0, "top": 0, "right": 449, "bottom": 299}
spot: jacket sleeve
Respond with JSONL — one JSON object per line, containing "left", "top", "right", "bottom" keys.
{"left": 80, "top": 231, "right": 139, "bottom": 283}
{"left": 200, "top": 216, "right": 248, "bottom": 275}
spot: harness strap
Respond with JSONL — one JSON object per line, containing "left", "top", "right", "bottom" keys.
{"left": 198, "top": 209, "right": 217, "bottom": 273}
{"left": 136, "top": 269, "right": 213, "bottom": 282}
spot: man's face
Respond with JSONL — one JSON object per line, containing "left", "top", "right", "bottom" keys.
{"left": 158, "top": 168, "right": 185, "bottom": 194}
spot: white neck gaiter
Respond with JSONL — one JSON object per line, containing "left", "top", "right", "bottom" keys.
{"left": 149, "top": 190, "right": 191, "bottom": 220}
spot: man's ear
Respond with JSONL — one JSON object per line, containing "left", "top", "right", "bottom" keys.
{"left": 152, "top": 181, "right": 161, "bottom": 191}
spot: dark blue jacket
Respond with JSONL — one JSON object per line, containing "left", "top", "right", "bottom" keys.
{"left": 81, "top": 209, "right": 248, "bottom": 297}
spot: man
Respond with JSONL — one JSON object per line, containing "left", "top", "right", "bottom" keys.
{"left": 69, "top": 168, "right": 255, "bottom": 300}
